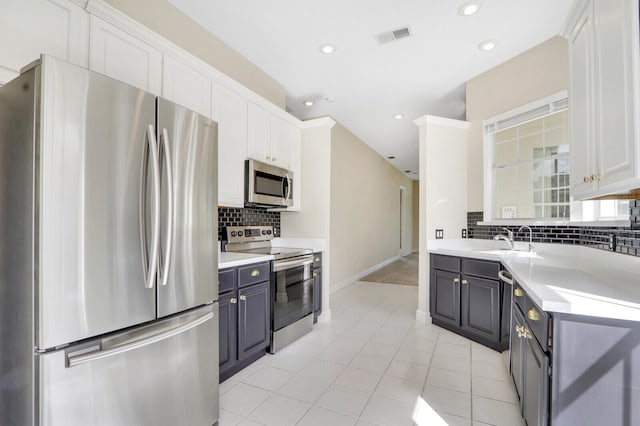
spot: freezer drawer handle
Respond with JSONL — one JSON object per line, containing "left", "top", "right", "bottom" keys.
{"left": 66, "top": 311, "right": 213, "bottom": 368}
{"left": 159, "top": 128, "right": 174, "bottom": 287}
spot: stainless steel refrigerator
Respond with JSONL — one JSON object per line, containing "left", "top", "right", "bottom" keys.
{"left": 0, "top": 55, "right": 219, "bottom": 425}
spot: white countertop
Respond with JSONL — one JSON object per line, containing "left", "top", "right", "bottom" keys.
{"left": 219, "top": 252, "right": 273, "bottom": 269}
{"left": 427, "top": 239, "right": 640, "bottom": 322}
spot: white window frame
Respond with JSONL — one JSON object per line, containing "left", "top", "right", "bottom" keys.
{"left": 481, "top": 90, "right": 630, "bottom": 226}
{"left": 483, "top": 91, "right": 569, "bottom": 223}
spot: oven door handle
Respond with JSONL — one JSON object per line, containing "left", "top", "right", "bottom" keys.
{"left": 273, "top": 257, "right": 313, "bottom": 272}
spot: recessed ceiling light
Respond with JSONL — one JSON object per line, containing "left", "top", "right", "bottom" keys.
{"left": 458, "top": 1, "right": 480, "bottom": 16}
{"left": 387, "top": 156, "right": 396, "bottom": 160}
{"left": 319, "top": 44, "right": 336, "bottom": 54}
{"left": 478, "top": 39, "right": 498, "bottom": 51}
{"left": 303, "top": 100, "right": 314, "bottom": 107}
{"left": 394, "top": 114, "right": 404, "bottom": 119}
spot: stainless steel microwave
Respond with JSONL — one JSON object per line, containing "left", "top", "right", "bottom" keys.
{"left": 245, "top": 159, "right": 293, "bottom": 208}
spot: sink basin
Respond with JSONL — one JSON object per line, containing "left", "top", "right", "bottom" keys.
{"left": 481, "top": 249, "right": 539, "bottom": 258}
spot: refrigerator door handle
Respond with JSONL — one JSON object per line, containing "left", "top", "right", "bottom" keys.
{"left": 145, "top": 124, "right": 161, "bottom": 289}
{"left": 67, "top": 310, "right": 214, "bottom": 368}
{"left": 159, "top": 128, "right": 174, "bottom": 287}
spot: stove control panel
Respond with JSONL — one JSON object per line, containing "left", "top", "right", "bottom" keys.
{"left": 225, "top": 226, "right": 273, "bottom": 243}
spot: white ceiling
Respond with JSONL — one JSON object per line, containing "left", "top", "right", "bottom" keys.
{"left": 169, "top": 0, "right": 574, "bottom": 180}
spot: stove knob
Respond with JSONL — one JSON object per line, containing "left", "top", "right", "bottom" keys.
{"left": 262, "top": 230, "right": 268, "bottom": 235}
{"left": 230, "top": 231, "right": 237, "bottom": 237}
{"left": 238, "top": 231, "right": 243, "bottom": 237}
{"left": 267, "top": 230, "right": 272, "bottom": 235}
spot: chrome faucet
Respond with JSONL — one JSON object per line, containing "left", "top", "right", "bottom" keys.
{"left": 519, "top": 225, "right": 534, "bottom": 252}
{"left": 493, "top": 227, "right": 514, "bottom": 250}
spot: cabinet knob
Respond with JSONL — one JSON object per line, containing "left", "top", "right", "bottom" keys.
{"left": 453, "top": 278, "right": 460, "bottom": 284}
{"left": 240, "top": 295, "right": 247, "bottom": 301}
{"left": 527, "top": 308, "right": 541, "bottom": 321}
{"left": 251, "top": 269, "right": 260, "bottom": 277}
{"left": 230, "top": 298, "right": 238, "bottom": 304}
{"left": 272, "top": 157, "right": 277, "bottom": 162}
{"left": 583, "top": 176, "right": 589, "bottom": 183}
{"left": 315, "top": 257, "right": 320, "bottom": 262}
{"left": 597, "top": 173, "right": 602, "bottom": 181}
{"left": 461, "top": 279, "right": 469, "bottom": 285}
{"left": 516, "top": 325, "right": 524, "bottom": 338}
{"left": 313, "top": 272, "right": 318, "bottom": 277}
{"left": 514, "top": 288, "right": 524, "bottom": 297}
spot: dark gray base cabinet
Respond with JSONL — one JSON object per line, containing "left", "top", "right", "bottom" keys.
{"left": 219, "top": 262, "right": 271, "bottom": 382}
{"left": 430, "top": 254, "right": 509, "bottom": 351}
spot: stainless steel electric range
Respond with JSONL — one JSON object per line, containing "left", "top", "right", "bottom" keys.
{"left": 222, "top": 226, "right": 314, "bottom": 353}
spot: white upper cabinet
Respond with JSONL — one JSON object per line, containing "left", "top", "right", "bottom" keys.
{"left": 162, "top": 54, "right": 211, "bottom": 117}
{"left": 247, "top": 101, "right": 294, "bottom": 170}
{"left": 287, "top": 126, "right": 302, "bottom": 211}
{"left": 247, "top": 101, "right": 271, "bottom": 164}
{"left": 89, "top": 15, "right": 162, "bottom": 95}
{"left": 213, "top": 82, "right": 247, "bottom": 207}
{"left": 0, "top": 0, "right": 89, "bottom": 84}
{"left": 566, "top": 0, "right": 640, "bottom": 199}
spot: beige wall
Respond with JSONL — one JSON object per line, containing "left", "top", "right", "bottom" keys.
{"left": 466, "top": 36, "right": 569, "bottom": 211}
{"left": 104, "top": 0, "right": 286, "bottom": 108}
{"left": 330, "top": 123, "right": 413, "bottom": 288}
{"left": 412, "top": 180, "right": 419, "bottom": 252}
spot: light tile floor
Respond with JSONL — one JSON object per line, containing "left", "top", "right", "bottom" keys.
{"left": 219, "top": 282, "right": 525, "bottom": 426}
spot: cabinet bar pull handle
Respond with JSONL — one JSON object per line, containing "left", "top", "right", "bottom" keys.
{"left": 453, "top": 278, "right": 460, "bottom": 284}
{"left": 230, "top": 298, "right": 238, "bottom": 304}
{"left": 251, "top": 269, "right": 260, "bottom": 277}
{"left": 461, "top": 279, "right": 468, "bottom": 285}
{"left": 240, "top": 295, "right": 247, "bottom": 301}
{"left": 514, "top": 288, "right": 524, "bottom": 297}
{"left": 527, "top": 308, "right": 541, "bottom": 321}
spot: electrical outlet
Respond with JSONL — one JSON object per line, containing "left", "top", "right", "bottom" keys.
{"left": 462, "top": 229, "right": 467, "bottom": 238}
{"left": 608, "top": 233, "right": 616, "bottom": 250}
{"left": 435, "top": 229, "right": 444, "bottom": 239}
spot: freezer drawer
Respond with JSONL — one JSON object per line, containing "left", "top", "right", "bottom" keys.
{"left": 37, "top": 304, "right": 219, "bottom": 426}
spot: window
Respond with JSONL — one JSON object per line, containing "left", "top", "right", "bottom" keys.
{"left": 484, "top": 92, "right": 569, "bottom": 220}
{"left": 483, "top": 91, "right": 629, "bottom": 223}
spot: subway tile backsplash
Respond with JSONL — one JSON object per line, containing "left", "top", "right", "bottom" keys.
{"left": 467, "top": 200, "right": 640, "bottom": 257}
{"left": 218, "top": 207, "right": 281, "bottom": 240}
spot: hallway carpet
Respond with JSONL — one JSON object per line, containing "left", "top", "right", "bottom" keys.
{"left": 361, "top": 253, "right": 418, "bottom": 286}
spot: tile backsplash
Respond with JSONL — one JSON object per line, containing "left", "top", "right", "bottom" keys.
{"left": 218, "top": 207, "right": 281, "bottom": 240}
{"left": 467, "top": 200, "right": 640, "bottom": 257}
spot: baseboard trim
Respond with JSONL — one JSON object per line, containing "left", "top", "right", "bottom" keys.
{"left": 415, "top": 309, "right": 428, "bottom": 323}
{"left": 317, "top": 309, "right": 332, "bottom": 323}
{"left": 330, "top": 255, "right": 402, "bottom": 293}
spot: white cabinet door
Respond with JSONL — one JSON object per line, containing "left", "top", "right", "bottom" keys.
{"left": 247, "top": 101, "right": 270, "bottom": 163}
{"left": 163, "top": 55, "right": 211, "bottom": 117}
{"left": 567, "top": 0, "right": 640, "bottom": 199}
{"left": 288, "top": 126, "right": 302, "bottom": 211}
{"left": 89, "top": 15, "right": 162, "bottom": 94}
{"left": 269, "top": 115, "right": 291, "bottom": 169}
{"left": 593, "top": 0, "right": 638, "bottom": 191}
{"left": 0, "top": 0, "right": 89, "bottom": 84}
{"left": 213, "top": 82, "right": 247, "bottom": 207}
{"left": 569, "top": 1, "right": 597, "bottom": 199}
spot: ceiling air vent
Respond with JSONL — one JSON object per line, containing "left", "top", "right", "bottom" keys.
{"left": 392, "top": 27, "right": 411, "bottom": 40}
{"left": 375, "top": 26, "right": 412, "bottom": 44}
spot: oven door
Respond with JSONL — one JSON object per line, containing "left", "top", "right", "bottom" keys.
{"left": 245, "top": 159, "right": 292, "bottom": 207}
{"left": 272, "top": 256, "right": 314, "bottom": 332}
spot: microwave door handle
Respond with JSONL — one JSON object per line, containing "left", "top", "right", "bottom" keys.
{"left": 281, "top": 174, "right": 287, "bottom": 205}
{"left": 284, "top": 173, "right": 291, "bottom": 205}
